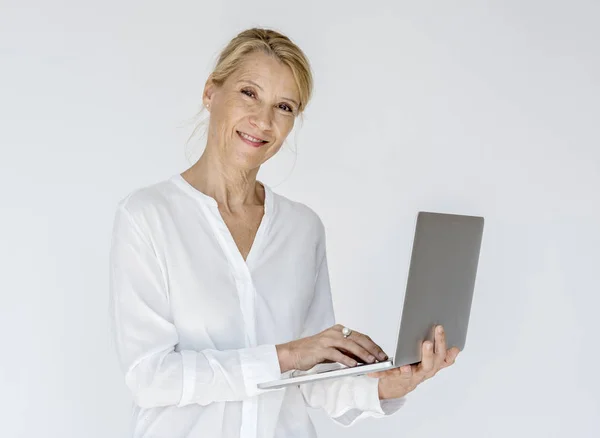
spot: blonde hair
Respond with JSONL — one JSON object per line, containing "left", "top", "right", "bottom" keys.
{"left": 185, "top": 28, "right": 313, "bottom": 159}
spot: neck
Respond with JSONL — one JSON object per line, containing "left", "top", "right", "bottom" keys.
{"left": 182, "top": 147, "right": 263, "bottom": 213}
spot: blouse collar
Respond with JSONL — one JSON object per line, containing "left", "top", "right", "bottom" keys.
{"left": 170, "top": 173, "right": 273, "bottom": 217}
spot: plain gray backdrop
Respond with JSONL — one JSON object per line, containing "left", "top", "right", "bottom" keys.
{"left": 2, "top": 0, "right": 599, "bottom": 437}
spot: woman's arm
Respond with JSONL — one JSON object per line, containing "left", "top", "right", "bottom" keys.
{"left": 297, "top": 224, "right": 406, "bottom": 426}
{"left": 109, "top": 204, "right": 282, "bottom": 409}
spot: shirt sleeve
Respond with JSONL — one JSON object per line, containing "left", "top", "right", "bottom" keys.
{"left": 108, "top": 203, "right": 282, "bottom": 409}
{"left": 298, "top": 229, "right": 406, "bottom": 426}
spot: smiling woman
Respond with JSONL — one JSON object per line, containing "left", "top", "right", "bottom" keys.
{"left": 109, "top": 28, "right": 452, "bottom": 438}
{"left": 185, "top": 29, "right": 312, "bottom": 171}
{"left": 202, "top": 50, "right": 301, "bottom": 169}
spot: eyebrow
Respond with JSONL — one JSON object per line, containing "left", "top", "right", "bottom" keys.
{"left": 239, "top": 79, "right": 300, "bottom": 108}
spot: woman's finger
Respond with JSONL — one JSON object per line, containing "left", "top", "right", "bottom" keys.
{"left": 417, "top": 341, "right": 434, "bottom": 378}
{"left": 332, "top": 337, "right": 378, "bottom": 365}
{"left": 434, "top": 325, "right": 447, "bottom": 367}
{"left": 443, "top": 347, "right": 460, "bottom": 368}
{"left": 323, "top": 348, "right": 358, "bottom": 368}
{"left": 401, "top": 364, "right": 412, "bottom": 378}
{"left": 367, "top": 365, "right": 409, "bottom": 379}
{"left": 367, "top": 367, "right": 400, "bottom": 378}
{"left": 347, "top": 330, "right": 388, "bottom": 361}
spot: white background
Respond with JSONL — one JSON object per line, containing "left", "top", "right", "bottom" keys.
{"left": 2, "top": 1, "right": 599, "bottom": 437}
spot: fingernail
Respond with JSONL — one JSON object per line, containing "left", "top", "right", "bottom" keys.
{"left": 379, "top": 352, "right": 387, "bottom": 360}
{"left": 437, "top": 326, "right": 444, "bottom": 334}
{"left": 368, "top": 355, "right": 375, "bottom": 363}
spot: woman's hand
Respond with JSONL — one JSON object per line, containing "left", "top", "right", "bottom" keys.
{"left": 276, "top": 324, "right": 389, "bottom": 373}
{"left": 368, "top": 325, "right": 460, "bottom": 400}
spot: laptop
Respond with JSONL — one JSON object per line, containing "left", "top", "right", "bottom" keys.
{"left": 257, "top": 211, "right": 485, "bottom": 390}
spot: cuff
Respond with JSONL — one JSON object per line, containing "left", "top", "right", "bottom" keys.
{"left": 333, "top": 376, "right": 406, "bottom": 427}
{"left": 239, "top": 344, "right": 283, "bottom": 397}
{"left": 177, "top": 350, "right": 198, "bottom": 407}
{"left": 379, "top": 394, "right": 407, "bottom": 415}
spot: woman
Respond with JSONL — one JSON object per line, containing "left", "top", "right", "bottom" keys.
{"left": 109, "top": 27, "right": 459, "bottom": 438}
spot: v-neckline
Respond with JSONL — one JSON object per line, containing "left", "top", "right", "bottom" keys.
{"left": 217, "top": 200, "right": 266, "bottom": 265}
{"left": 172, "top": 173, "right": 272, "bottom": 269}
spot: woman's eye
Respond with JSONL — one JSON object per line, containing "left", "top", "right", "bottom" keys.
{"left": 241, "top": 89, "right": 255, "bottom": 98}
{"left": 241, "top": 89, "right": 294, "bottom": 113}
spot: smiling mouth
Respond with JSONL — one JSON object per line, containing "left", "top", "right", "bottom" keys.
{"left": 237, "top": 130, "right": 268, "bottom": 146}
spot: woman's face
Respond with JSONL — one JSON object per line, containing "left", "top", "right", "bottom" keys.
{"left": 203, "top": 51, "right": 301, "bottom": 171}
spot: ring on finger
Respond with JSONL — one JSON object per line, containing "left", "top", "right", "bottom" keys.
{"left": 341, "top": 326, "right": 353, "bottom": 338}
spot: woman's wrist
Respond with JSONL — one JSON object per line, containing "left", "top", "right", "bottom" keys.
{"left": 377, "top": 379, "right": 396, "bottom": 400}
{"left": 377, "top": 379, "right": 385, "bottom": 399}
{"left": 276, "top": 343, "right": 293, "bottom": 373}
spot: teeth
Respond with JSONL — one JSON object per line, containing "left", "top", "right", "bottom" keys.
{"left": 239, "top": 131, "right": 264, "bottom": 143}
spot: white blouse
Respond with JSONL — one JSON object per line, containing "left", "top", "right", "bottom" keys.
{"left": 108, "top": 173, "right": 405, "bottom": 438}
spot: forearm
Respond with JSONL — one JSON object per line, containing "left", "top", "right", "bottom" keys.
{"left": 275, "top": 343, "right": 296, "bottom": 373}
{"left": 124, "top": 344, "right": 282, "bottom": 409}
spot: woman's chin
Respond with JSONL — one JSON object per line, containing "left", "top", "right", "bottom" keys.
{"left": 229, "top": 149, "right": 266, "bottom": 170}
{"left": 231, "top": 142, "right": 278, "bottom": 168}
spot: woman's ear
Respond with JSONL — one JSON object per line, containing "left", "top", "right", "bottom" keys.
{"left": 202, "top": 76, "right": 216, "bottom": 108}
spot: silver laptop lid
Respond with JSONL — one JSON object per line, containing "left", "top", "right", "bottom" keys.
{"left": 393, "top": 212, "right": 484, "bottom": 367}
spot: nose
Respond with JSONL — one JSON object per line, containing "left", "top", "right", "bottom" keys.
{"left": 249, "top": 104, "right": 273, "bottom": 132}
